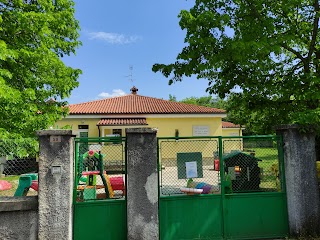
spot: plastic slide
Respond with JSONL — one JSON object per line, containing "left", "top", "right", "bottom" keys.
{"left": 14, "top": 174, "right": 38, "bottom": 196}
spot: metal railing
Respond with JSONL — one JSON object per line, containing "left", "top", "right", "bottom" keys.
{"left": 158, "top": 135, "right": 285, "bottom": 196}
{"left": 74, "top": 137, "right": 126, "bottom": 202}
{"left": 158, "top": 137, "right": 220, "bottom": 196}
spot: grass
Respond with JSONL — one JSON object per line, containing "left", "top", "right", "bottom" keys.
{"left": 0, "top": 175, "right": 20, "bottom": 181}
{"left": 244, "top": 147, "right": 281, "bottom": 191}
{"left": 0, "top": 175, "right": 19, "bottom": 196}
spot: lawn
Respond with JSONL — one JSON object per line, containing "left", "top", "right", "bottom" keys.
{"left": 0, "top": 175, "right": 20, "bottom": 196}
{"left": 244, "top": 147, "right": 281, "bottom": 191}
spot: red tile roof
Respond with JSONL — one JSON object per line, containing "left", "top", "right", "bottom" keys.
{"left": 222, "top": 121, "right": 241, "bottom": 128}
{"left": 97, "top": 118, "right": 148, "bottom": 126}
{"left": 69, "top": 94, "right": 226, "bottom": 115}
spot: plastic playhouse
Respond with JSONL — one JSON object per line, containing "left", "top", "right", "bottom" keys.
{"left": 14, "top": 173, "right": 38, "bottom": 196}
{"left": 223, "top": 151, "right": 261, "bottom": 192}
{"left": 76, "top": 150, "right": 125, "bottom": 201}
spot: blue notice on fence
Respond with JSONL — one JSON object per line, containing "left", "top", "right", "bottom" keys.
{"left": 186, "top": 161, "right": 198, "bottom": 178}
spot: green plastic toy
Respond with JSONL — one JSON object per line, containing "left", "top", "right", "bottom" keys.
{"left": 14, "top": 173, "right": 38, "bottom": 196}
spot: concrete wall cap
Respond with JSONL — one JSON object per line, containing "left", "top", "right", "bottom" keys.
{"left": 36, "top": 129, "right": 76, "bottom": 136}
{"left": 0, "top": 196, "right": 38, "bottom": 212}
{"left": 126, "top": 128, "right": 158, "bottom": 134}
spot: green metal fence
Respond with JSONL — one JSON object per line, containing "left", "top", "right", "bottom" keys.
{"left": 0, "top": 138, "right": 39, "bottom": 197}
{"left": 158, "top": 135, "right": 288, "bottom": 240}
{"left": 158, "top": 138, "right": 219, "bottom": 195}
{"left": 73, "top": 137, "right": 127, "bottom": 240}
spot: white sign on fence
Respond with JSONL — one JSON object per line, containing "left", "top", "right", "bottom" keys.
{"left": 186, "top": 161, "right": 198, "bottom": 178}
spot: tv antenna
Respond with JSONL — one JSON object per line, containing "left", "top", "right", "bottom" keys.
{"left": 125, "top": 65, "right": 134, "bottom": 83}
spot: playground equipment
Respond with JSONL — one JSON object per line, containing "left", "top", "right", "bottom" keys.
{"left": 14, "top": 173, "right": 38, "bottom": 196}
{"left": 0, "top": 180, "right": 12, "bottom": 191}
{"left": 182, "top": 174, "right": 232, "bottom": 195}
{"left": 224, "top": 151, "right": 261, "bottom": 192}
{"left": 77, "top": 150, "right": 125, "bottom": 201}
{"left": 185, "top": 178, "right": 221, "bottom": 194}
{"left": 180, "top": 187, "right": 203, "bottom": 195}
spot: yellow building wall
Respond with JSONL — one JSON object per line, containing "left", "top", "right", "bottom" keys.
{"left": 55, "top": 118, "right": 100, "bottom": 137}
{"left": 86, "top": 143, "right": 125, "bottom": 161}
{"left": 147, "top": 117, "right": 222, "bottom": 137}
{"left": 56, "top": 117, "right": 247, "bottom": 167}
{"left": 57, "top": 116, "right": 223, "bottom": 161}
{"left": 222, "top": 128, "right": 242, "bottom": 137}
{"left": 57, "top": 116, "right": 222, "bottom": 138}
{"left": 222, "top": 128, "right": 243, "bottom": 153}
{"left": 148, "top": 117, "right": 221, "bottom": 160}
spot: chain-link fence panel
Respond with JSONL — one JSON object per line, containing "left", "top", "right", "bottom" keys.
{"left": 0, "top": 138, "right": 39, "bottom": 197}
{"left": 317, "top": 162, "right": 320, "bottom": 192}
{"left": 159, "top": 138, "right": 220, "bottom": 196}
{"left": 75, "top": 139, "right": 126, "bottom": 202}
{"left": 222, "top": 137, "right": 282, "bottom": 193}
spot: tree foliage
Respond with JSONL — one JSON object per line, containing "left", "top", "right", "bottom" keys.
{"left": 168, "top": 94, "right": 177, "bottom": 102}
{"left": 153, "top": 0, "right": 320, "bottom": 130}
{"left": 169, "top": 94, "right": 226, "bottom": 108}
{"left": 0, "top": 0, "right": 81, "bottom": 137}
{"left": 225, "top": 93, "right": 282, "bottom": 134}
{"left": 181, "top": 95, "right": 227, "bottom": 110}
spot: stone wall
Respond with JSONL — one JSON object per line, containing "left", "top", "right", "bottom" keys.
{"left": 277, "top": 125, "right": 320, "bottom": 238}
{"left": 126, "top": 128, "right": 159, "bottom": 240}
{"left": 0, "top": 196, "right": 38, "bottom": 240}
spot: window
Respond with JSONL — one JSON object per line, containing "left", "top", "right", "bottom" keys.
{"left": 78, "top": 125, "right": 89, "bottom": 154}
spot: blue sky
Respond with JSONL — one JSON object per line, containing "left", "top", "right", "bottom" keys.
{"left": 63, "top": 0, "right": 213, "bottom": 104}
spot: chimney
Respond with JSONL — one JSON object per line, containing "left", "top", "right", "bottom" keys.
{"left": 130, "top": 86, "right": 138, "bottom": 95}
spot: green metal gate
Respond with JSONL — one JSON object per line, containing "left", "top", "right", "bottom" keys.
{"left": 73, "top": 137, "right": 127, "bottom": 240}
{"left": 158, "top": 135, "right": 288, "bottom": 240}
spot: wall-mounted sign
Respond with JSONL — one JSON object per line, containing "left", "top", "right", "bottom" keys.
{"left": 193, "top": 125, "right": 210, "bottom": 136}
{"left": 229, "top": 132, "right": 239, "bottom": 136}
{"left": 177, "top": 152, "right": 203, "bottom": 179}
{"left": 50, "top": 136, "right": 61, "bottom": 143}
{"left": 186, "top": 161, "right": 198, "bottom": 178}
{"left": 51, "top": 165, "right": 62, "bottom": 174}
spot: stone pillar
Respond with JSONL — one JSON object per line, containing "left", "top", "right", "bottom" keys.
{"left": 276, "top": 125, "right": 320, "bottom": 238}
{"left": 36, "top": 130, "right": 75, "bottom": 240}
{"left": 126, "top": 128, "right": 159, "bottom": 240}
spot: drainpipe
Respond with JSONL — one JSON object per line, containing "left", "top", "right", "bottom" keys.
{"left": 97, "top": 125, "right": 101, "bottom": 138}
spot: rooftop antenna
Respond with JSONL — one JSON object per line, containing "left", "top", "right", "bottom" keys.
{"left": 125, "top": 65, "right": 134, "bottom": 83}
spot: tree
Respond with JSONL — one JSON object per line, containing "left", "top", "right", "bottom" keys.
{"left": 153, "top": 0, "right": 320, "bottom": 131}
{"left": 180, "top": 95, "right": 227, "bottom": 109}
{"left": 168, "top": 94, "right": 177, "bottom": 102}
{"left": 0, "top": 0, "right": 81, "bottom": 137}
{"left": 180, "top": 96, "right": 212, "bottom": 107}
{"left": 225, "top": 93, "right": 282, "bottom": 134}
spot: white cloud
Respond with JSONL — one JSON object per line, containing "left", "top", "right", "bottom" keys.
{"left": 88, "top": 31, "right": 141, "bottom": 44}
{"left": 98, "top": 89, "right": 126, "bottom": 99}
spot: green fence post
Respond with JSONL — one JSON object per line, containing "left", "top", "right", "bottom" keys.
{"left": 277, "top": 135, "right": 287, "bottom": 193}
{"left": 218, "top": 136, "right": 226, "bottom": 238}
{"left": 73, "top": 140, "right": 79, "bottom": 204}
{"left": 157, "top": 138, "right": 161, "bottom": 240}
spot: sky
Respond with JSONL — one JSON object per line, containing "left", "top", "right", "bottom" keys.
{"left": 62, "top": 0, "right": 214, "bottom": 104}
